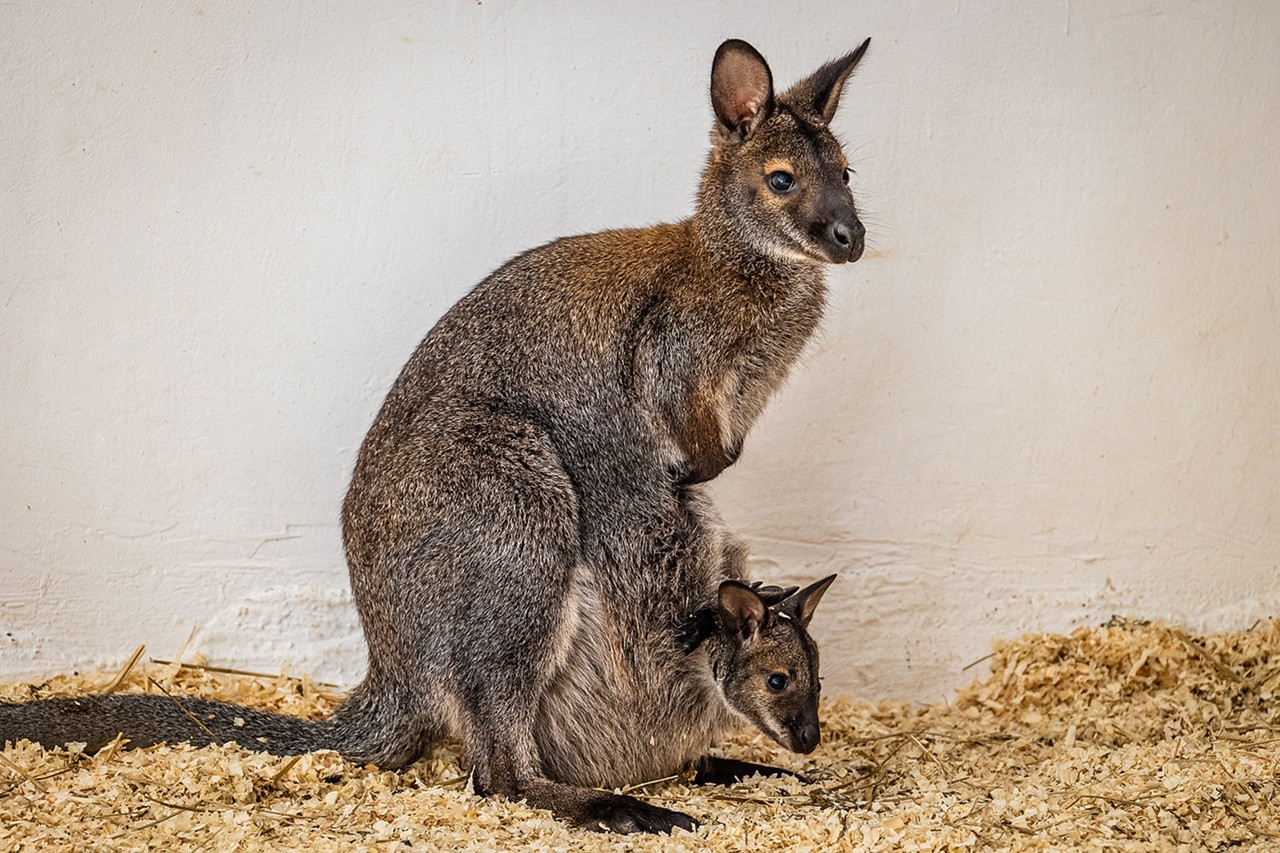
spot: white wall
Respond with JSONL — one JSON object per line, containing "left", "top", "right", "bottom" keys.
{"left": 3, "top": 1, "right": 1278, "bottom": 702}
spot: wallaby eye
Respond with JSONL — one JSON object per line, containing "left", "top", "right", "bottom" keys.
{"left": 766, "top": 171, "right": 796, "bottom": 194}
{"left": 766, "top": 672, "right": 789, "bottom": 693}
{"left": 841, "top": 167, "right": 852, "bottom": 185}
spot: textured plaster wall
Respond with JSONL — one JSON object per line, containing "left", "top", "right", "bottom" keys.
{"left": 3, "top": 1, "right": 1278, "bottom": 702}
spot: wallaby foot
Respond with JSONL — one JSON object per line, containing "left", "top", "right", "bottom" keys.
{"left": 512, "top": 778, "right": 696, "bottom": 834}
{"left": 575, "top": 791, "right": 698, "bottom": 834}
{"left": 690, "top": 755, "right": 808, "bottom": 785}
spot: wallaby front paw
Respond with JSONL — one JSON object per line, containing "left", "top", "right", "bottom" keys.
{"left": 579, "top": 793, "right": 698, "bottom": 834}
{"left": 676, "top": 453, "right": 727, "bottom": 486}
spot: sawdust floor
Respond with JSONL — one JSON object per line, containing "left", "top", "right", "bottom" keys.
{"left": 2, "top": 617, "right": 1278, "bottom": 851}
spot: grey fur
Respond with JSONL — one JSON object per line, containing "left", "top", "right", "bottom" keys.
{"left": 0, "top": 38, "right": 870, "bottom": 833}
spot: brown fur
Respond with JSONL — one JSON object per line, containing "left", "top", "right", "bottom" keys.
{"left": 0, "top": 38, "right": 872, "bottom": 834}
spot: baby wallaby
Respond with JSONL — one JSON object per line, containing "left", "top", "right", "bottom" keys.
{"left": 692, "top": 575, "right": 837, "bottom": 768}
{"left": 2, "top": 36, "right": 871, "bottom": 833}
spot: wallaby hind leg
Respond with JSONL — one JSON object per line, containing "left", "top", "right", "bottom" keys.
{"left": 351, "top": 409, "right": 695, "bottom": 832}
{"left": 439, "top": 539, "right": 696, "bottom": 833}
{"left": 447, "top": 575, "right": 697, "bottom": 833}
{"left": 346, "top": 411, "right": 582, "bottom": 770}
{"left": 465, "top": 713, "right": 697, "bottom": 834}
{"left": 451, "top": 621, "right": 701, "bottom": 833}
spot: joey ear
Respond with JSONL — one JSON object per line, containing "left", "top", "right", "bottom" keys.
{"left": 784, "top": 37, "right": 870, "bottom": 123}
{"left": 718, "top": 580, "right": 768, "bottom": 644}
{"left": 710, "top": 39, "right": 774, "bottom": 143}
{"left": 782, "top": 574, "right": 837, "bottom": 629}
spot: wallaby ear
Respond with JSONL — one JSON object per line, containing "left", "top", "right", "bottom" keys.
{"left": 781, "top": 574, "right": 837, "bottom": 629}
{"left": 783, "top": 37, "right": 870, "bottom": 124}
{"left": 710, "top": 39, "right": 774, "bottom": 143}
{"left": 718, "top": 580, "right": 768, "bottom": 644}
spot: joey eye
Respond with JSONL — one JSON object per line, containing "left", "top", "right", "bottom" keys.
{"left": 766, "top": 672, "right": 789, "bottom": 693}
{"left": 766, "top": 171, "right": 796, "bottom": 194}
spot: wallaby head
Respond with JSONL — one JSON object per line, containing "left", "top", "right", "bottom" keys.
{"left": 708, "top": 574, "right": 837, "bottom": 755}
{"left": 701, "top": 38, "right": 870, "bottom": 265}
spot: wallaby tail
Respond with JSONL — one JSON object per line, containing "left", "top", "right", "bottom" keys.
{"left": 1, "top": 679, "right": 431, "bottom": 770}
{"left": 0, "top": 694, "right": 335, "bottom": 757}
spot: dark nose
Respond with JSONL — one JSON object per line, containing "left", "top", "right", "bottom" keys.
{"left": 825, "top": 218, "right": 866, "bottom": 262}
{"left": 793, "top": 718, "right": 821, "bottom": 754}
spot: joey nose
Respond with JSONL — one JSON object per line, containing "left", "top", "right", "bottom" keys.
{"left": 792, "top": 717, "right": 821, "bottom": 754}
{"left": 798, "top": 717, "right": 819, "bottom": 753}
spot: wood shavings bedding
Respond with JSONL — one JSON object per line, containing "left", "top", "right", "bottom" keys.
{"left": 3, "top": 618, "right": 1277, "bottom": 851}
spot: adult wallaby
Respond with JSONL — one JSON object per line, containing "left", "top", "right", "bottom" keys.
{"left": 1, "top": 37, "right": 870, "bottom": 832}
